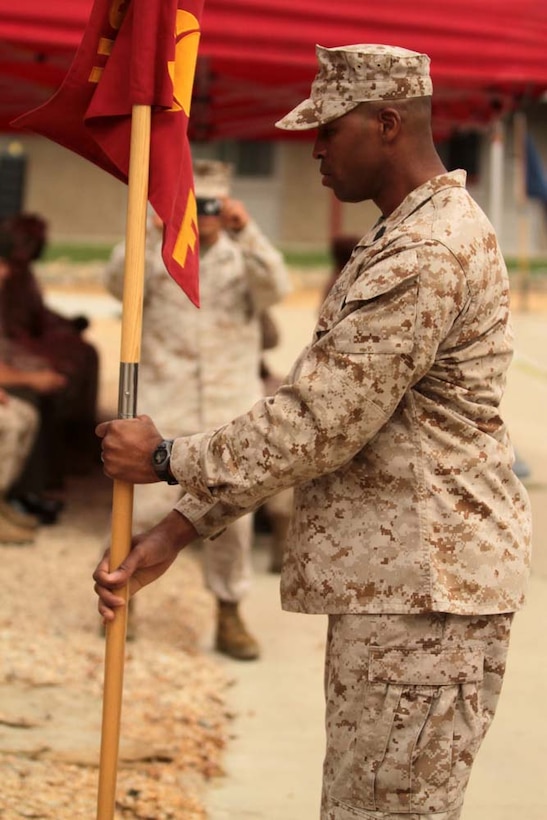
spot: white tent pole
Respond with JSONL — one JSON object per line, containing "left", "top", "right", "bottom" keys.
{"left": 488, "top": 118, "right": 504, "bottom": 236}
{"left": 513, "top": 110, "right": 530, "bottom": 311}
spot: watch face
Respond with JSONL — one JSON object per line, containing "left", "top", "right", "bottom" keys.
{"left": 152, "top": 440, "right": 176, "bottom": 484}
{"left": 153, "top": 443, "right": 169, "bottom": 466}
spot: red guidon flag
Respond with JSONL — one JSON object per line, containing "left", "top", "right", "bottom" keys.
{"left": 12, "top": 0, "right": 203, "bottom": 306}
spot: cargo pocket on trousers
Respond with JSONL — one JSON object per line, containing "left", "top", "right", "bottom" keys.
{"left": 338, "top": 646, "right": 485, "bottom": 815}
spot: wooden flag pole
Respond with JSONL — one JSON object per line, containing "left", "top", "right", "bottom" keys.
{"left": 96, "top": 103, "right": 151, "bottom": 820}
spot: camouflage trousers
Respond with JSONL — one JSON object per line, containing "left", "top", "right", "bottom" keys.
{"left": 321, "top": 611, "right": 513, "bottom": 819}
{"left": 0, "top": 395, "right": 39, "bottom": 491}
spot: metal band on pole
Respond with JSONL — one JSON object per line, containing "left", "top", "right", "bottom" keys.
{"left": 118, "top": 362, "right": 139, "bottom": 419}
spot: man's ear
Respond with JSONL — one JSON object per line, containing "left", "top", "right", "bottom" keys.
{"left": 377, "top": 107, "right": 401, "bottom": 142}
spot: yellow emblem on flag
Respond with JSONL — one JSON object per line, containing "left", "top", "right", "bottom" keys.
{"left": 168, "top": 11, "right": 201, "bottom": 115}
{"left": 173, "top": 189, "right": 198, "bottom": 269}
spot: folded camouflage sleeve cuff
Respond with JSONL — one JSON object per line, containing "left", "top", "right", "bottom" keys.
{"left": 170, "top": 433, "right": 218, "bottom": 536}
{"left": 170, "top": 430, "right": 269, "bottom": 538}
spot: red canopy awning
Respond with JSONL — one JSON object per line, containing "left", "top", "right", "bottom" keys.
{"left": 1, "top": 0, "right": 547, "bottom": 139}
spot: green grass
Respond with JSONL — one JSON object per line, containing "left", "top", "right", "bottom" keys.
{"left": 505, "top": 257, "right": 547, "bottom": 274}
{"left": 44, "top": 242, "right": 332, "bottom": 268}
{"left": 281, "top": 248, "right": 330, "bottom": 268}
{"left": 44, "top": 243, "right": 115, "bottom": 263}
{"left": 42, "top": 242, "right": 547, "bottom": 275}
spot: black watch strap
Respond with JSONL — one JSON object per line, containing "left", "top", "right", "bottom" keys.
{"left": 152, "top": 439, "right": 178, "bottom": 485}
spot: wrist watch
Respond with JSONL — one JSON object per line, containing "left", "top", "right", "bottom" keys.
{"left": 152, "top": 439, "right": 178, "bottom": 484}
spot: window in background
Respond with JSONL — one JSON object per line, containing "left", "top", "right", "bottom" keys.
{"left": 191, "top": 140, "right": 275, "bottom": 177}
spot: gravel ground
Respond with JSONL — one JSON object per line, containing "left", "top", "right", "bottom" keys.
{"left": 0, "top": 464, "right": 235, "bottom": 818}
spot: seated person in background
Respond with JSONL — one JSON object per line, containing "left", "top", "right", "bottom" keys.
{"left": 0, "top": 231, "right": 68, "bottom": 524}
{"left": 0, "top": 212, "right": 100, "bottom": 477}
{"left": 0, "top": 358, "right": 68, "bottom": 525}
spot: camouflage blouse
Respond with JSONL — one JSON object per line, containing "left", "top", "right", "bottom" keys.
{"left": 172, "top": 171, "right": 532, "bottom": 616}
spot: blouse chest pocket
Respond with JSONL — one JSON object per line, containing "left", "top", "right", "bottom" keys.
{"left": 316, "top": 252, "right": 420, "bottom": 356}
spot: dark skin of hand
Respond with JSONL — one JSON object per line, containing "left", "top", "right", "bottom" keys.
{"left": 93, "top": 415, "right": 198, "bottom": 622}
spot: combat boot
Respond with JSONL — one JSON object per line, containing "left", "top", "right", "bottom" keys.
{"left": 0, "top": 512, "right": 35, "bottom": 545}
{"left": 215, "top": 600, "right": 260, "bottom": 661}
{"left": 0, "top": 498, "right": 40, "bottom": 530}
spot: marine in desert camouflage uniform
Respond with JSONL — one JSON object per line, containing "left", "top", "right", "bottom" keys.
{"left": 103, "top": 159, "right": 291, "bottom": 659}
{"left": 94, "top": 45, "right": 532, "bottom": 819}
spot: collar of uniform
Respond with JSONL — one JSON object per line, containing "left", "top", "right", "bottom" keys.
{"left": 359, "top": 170, "right": 467, "bottom": 248}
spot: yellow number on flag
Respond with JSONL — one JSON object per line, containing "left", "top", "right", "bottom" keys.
{"left": 173, "top": 189, "right": 198, "bottom": 269}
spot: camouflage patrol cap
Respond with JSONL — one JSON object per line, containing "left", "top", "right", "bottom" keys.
{"left": 276, "top": 44, "right": 433, "bottom": 131}
{"left": 193, "top": 159, "right": 233, "bottom": 198}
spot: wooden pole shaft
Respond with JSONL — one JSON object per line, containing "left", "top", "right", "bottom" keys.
{"left": 119, "top": 106, "right": 151, "bottom": 365}
{"left": 96, "top": 103, "right": 151, "bottom": 820}
{"left": 96, "top": 480, "right": 133, "bottom": 819}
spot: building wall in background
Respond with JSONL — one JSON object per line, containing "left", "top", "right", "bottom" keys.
{"left": 0, "top": 134, "right": 128, "bottom": 244}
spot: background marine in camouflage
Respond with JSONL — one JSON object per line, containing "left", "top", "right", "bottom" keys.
{"left": 104, "top": 159, "right": 291, "bottom": 659}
